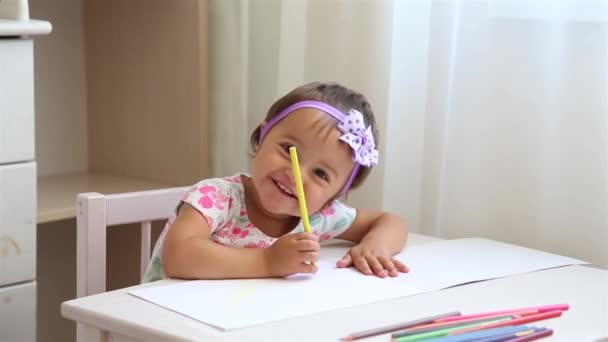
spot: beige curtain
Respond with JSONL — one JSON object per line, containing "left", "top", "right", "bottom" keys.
{"left": 209, "top": 0, "right": 608, "bottom": 268}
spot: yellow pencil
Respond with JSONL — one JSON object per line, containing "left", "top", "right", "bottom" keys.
{"left": 289, "top": 146, "right": 315, "bottom": 265}
{"left": 289, "top": 146, "right": 316, "bottom": 269}
{"left": 289, "top": 147, "right": 312, "bottom": 233}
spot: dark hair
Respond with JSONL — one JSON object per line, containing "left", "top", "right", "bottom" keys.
{"left": 250, "top": 82, "right": 379, "bottom": 191}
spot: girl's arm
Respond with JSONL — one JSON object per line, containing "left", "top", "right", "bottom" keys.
{"left": 335, "top": 209, "right": 409, "bottom": 277}
{"left": 162, "top": 204, "right": 318, "bottom": 279}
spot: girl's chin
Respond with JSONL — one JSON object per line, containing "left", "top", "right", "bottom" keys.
{"left": 260, "top": 202, "right": 298, "bottom": 218}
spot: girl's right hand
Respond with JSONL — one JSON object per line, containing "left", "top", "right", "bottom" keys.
{"left": 263, "top": 232, "right": 320, "bottom": 277}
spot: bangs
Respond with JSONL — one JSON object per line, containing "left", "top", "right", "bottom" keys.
{"left": 309, "top": 113, "right": 340, "bottom": 143}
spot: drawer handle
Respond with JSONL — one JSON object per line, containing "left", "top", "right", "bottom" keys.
{"left": 0, "top": 235, "right": 21, "bottom": 257}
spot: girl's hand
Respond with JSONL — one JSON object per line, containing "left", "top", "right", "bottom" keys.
{"left": 263, "top": 232, "right": 320, "bottom": 277}
{"left": 336, "top": 242, "right": 409, "bottom": 278}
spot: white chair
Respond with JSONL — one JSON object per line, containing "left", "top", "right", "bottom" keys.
{"left": 75, "top": 186, "right": 189, "bottom": 341}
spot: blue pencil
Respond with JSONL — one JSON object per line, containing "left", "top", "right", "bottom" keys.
{"left": 422, "top": 325, "right": 532, "bottom": 342}
{"left": 470, "top": 327, "right": 542, "bottom": 342}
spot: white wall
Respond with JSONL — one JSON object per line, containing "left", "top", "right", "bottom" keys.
{"left": 30, "top": 0, "right": 88, "bottom": 177}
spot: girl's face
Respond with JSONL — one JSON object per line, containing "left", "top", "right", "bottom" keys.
{"left": 250, "top": 108, "right": 356, "bottom": 219}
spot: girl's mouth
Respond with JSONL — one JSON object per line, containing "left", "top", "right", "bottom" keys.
{"left": 273, "top": 179, "right": 297, "bottom": 198}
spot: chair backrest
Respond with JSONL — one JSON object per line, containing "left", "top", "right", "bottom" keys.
{"left": 76, "top": 186, "right": 189, "bottom": 298}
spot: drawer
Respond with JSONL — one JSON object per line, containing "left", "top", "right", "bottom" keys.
{"left": 0, "top": 281, "right": 36, "bottom": 342}
{"left": 0, "top": 162, "right": 36, "bottom": 286}
{"left": 0, "top": 39, "right": 34, "bottom": 164}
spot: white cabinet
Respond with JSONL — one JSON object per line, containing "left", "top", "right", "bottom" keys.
{"left": 0, "top": 15, "right": 51, "bottom": 342}
{"left": 0, "top": 162, "right": 36, "bottom": 286}
{"left": 0, "top": 39, "right": 34, "bottom": 164}
{"left": 0, "top": 282, "right": 36, "bottom": 342}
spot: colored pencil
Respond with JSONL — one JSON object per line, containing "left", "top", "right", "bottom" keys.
{"left": 412, "top": 325, "right": 534, "bottom": 342}
{"left": 505, "top": 328, "right": 553, "bottom": 342}
{"left": 436, "top": 304, "right": 569, "bottom": 323}
{"left": 340, "top": 311, "right": 461, "bottom": 341}
{"left": 397, "top": 313, "right": 523, "bottom": 333}
{"left": 434, "top": 309, "right": 537, "bottom": 324}
{"left": 450, "top": 310, "right": 562, "bottom": 335}
{"left": 391, "top": 316, "right": 514, "bottom": 338}
{"left": 470, "top": 327, "right": 539, "bottom": 342}
{"left": 289, "top": 147, "right": 311, "bottom": 234}
{"left": 392, "top": 318, "right": 516, "bottom": 342}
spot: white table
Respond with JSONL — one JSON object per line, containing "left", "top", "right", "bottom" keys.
{"left": 61, "top": 234, "right": 608, "bottom": 341}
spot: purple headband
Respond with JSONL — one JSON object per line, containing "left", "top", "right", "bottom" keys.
{"left": 259, "top": 100, "right": 379, "bottom": 195}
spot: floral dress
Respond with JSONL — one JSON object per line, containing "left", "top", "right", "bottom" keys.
{"left": 142, "top": 174, "right": 356, "bottom": 282}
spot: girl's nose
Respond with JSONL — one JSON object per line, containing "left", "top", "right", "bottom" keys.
{"left": 285, "top": 167, "right": 297, "bottom": 186}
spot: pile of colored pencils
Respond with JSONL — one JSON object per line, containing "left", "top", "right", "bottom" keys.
{"left": 341, "top": 303, "right": 568, "bottom": 341}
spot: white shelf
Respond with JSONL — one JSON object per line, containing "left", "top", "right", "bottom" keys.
{"left": 37, "top": 172, "right": 171, "bottom": 224}
{"left": 0, "top": 19, "right": 51, "bottom": 36}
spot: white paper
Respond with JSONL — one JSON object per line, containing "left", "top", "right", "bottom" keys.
{"left": 129, "top": 238, "right": 588, "bottom": 330}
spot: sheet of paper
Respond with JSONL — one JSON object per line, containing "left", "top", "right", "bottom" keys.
{"left": 129, "top": 238, "right": 587, "bottom": 330}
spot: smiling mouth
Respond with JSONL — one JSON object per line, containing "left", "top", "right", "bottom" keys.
{"left": 273, "top": 179, "right": 297, "bottom": 198}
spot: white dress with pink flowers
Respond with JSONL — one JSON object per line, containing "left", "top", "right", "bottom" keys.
{"left": 142, "top": 174, "right": 356, "bottom": 282}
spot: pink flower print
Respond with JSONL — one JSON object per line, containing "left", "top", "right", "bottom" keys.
{"left": 199, "top": 196, "right": 213, "bottom": 208}
{"left": 319, "top": 232, "right": 332, "bottom": 241}
{"left": 216, "top": 227, "right": 229, "bottom": 238}
{"left": 239, "top": 209, "right": 247, "bottom": 217}
{"left": 198, "top": 185, "right": 229, "bottom": 210}
{"left": 320, "top": 205, "right": 335, "bottom": 217}
{"left": 213, "top": 192, "right": 229, "bottom": 210}
{"left": 232, "top": 227, "right": 250, "bottom": 238}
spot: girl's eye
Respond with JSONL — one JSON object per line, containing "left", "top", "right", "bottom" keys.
{"left": 280, "top": 143, "right": 292, "bottom": 153}
{"left": 314, "top": 168, "right": 329, "bottom": 182}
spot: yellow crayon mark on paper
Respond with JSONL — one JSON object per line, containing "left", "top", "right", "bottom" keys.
{"left": 229, "top": 283, "right": 258, "bottom": 301}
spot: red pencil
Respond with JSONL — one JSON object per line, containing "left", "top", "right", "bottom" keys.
{"left": 449, "top": 310, "right": 562, "bottom": 335}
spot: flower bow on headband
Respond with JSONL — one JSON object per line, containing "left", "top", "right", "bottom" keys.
{"left": 337, "top": 109, "right": 378, "bottom": 167}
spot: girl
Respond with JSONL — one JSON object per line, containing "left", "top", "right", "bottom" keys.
{"left": 143, "top": 82, "right": 409, "bottom": 282}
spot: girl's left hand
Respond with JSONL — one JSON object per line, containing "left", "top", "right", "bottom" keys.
{"left": 336, "top": 242, "right": 409, "bottom": 278}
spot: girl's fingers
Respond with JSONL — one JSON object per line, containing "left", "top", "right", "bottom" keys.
{"left": 293, "top": 232, "right": 318, "bottom": 241}
{"left": 393, "top": 259, "right": 410, "bottom": 273}
{"left": 353, "top": 256, "right": 373, "bottom": 275}
{"left": 337, "top": 252, "right": 353, "bottom": 268}
{"left": 296, "top": 239, "right": 320, "bottom": 252}
{"left": 366, "top": 256, "right": 387, "bottom": 278}
{"left": 378, "top": 256, "right": 398, "bottom": 277}
{"left": 298, "top": 251, "right": 319, "bottom": 262}
{"left": 298, "top": 261, "right": 318, "bottom": 274}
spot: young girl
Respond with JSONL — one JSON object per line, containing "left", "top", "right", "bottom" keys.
{"left": 143, "top": 82, "right": 409, "bottom": 282}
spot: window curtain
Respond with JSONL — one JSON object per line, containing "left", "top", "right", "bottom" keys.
{"left": 209, "top": 0, "right": 608, "bottom": 268}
